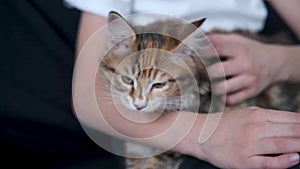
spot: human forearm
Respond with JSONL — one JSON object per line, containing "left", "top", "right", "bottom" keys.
{"left": 76, "top": 12, "right": 107, "bottom": 56}
{"left": 269, "top": 0, "right": 300, "bottom": 82}
{"left": 271, "top": 44, "right": 300, "bottom": 83}
{"left": 93, "top": 72, "right": 207, "bottom": 155}
{"left": 270, "top": 0, "right": 300, "bottom": 40}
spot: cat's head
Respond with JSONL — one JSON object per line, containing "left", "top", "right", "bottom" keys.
{"left": 100, "top": 11, "right": 209, "bottom": 113}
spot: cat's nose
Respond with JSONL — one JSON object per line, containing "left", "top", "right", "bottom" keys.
{"left": 134, "top": 103, "right": 146, "bottom": 111}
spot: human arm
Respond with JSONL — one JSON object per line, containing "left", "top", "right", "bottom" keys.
{"left": 74, "top": 12, "right": 300, "bottom": 168}
{"left": 75, "top": 12, "right": 107, "bottom": 56}
{"left": 270, "top": 0, "right": 300, "bottom": 40}
{"left": 269, "top": 0, "right": 300, "bottom": 83}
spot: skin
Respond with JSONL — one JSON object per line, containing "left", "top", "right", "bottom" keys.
{"left": 208, "top": 0, "right": 300, "bottom": 105}
{"left": 75, "top": 7, "right": 300, "bottom": 169}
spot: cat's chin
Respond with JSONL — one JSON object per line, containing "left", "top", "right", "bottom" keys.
{"left": 132, "top": 108, "right": 165, "bottom": 115}
{"left": 126, "top": 104, "right": 165, "bottom": 114}
{"left": 133, "top": 109, "right": 157, "bottom": 114}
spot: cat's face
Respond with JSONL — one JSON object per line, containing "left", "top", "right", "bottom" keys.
{"left": 100, "top": 12, "right": 209, "bottom": 113}
{"left": 103, "top": 47, "right": 185, "bottom": 113}
{"left": 110, "top": 60, "right": 180, "bottom": 113}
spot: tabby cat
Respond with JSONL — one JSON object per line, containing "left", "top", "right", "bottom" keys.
{"left": 99, "top": 11, "right": 300, "bottom": 169}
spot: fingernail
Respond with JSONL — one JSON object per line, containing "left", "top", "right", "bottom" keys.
{"left": 289, "top": 154, "right": 300, "bottom": 163}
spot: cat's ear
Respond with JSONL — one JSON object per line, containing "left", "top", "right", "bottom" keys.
{"left": 172, "top": 26, "right": 208, "bottom": 64}
{"left": 107, "top": 11, "right": 136, "bottom": 52}
{"left": 173, "top": 17, "right": 207, "bottom": 58}
{"left": 191, "top": 18, "right": 206, "bottom": 28}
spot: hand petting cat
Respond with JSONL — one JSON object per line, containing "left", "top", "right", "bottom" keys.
{"left": 208, "top": 34, "right": 287, "bottom": 105}
{"left": 207, "top": 0, "right": 300, "bottom": 105}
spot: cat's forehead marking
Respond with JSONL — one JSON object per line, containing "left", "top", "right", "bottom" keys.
{"left": 136, "top": 68, "right": 168, "bottom": 82}
{"left": 139, "top": 68, "right": 154, "bottom": 79}
{"left": 137, "top": 33, "right": 166, "bottom": 50}
{"left": 136, "top": 49, "right": 162, "bottom": 76}
{"left": 134, "top": 33, "right": 179, "bottom": 52}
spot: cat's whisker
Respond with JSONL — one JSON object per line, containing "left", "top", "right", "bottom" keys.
{"left": 148, "top": 99, "right": 153, "bottom": 109}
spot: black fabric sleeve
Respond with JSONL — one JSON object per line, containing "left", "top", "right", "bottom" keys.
{"left": 0, "top": 0, "right": 124, "bottom": 168}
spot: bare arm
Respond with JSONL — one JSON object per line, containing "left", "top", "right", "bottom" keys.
{"left": 270, "top": 0, "right": 300, "bottom": 83}
{"left": 270, "top": 0, "right": 300, "bottom": 40}
{"left": 76, "top": 12, "right": 107, "bottom": 56}
{"left": 275, "top": 45, "right": 300, "bottom": 83}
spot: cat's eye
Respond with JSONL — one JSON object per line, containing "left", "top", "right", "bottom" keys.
{"left": 152, "top": 82, "right": 166, "bottom": 89}
{"left": 122, "top": 76, "right": 133, "bottom": 85}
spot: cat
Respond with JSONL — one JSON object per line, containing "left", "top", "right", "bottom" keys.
{"left": 99, "top": 11, "right": 220, "bottom": 169}
{"left": 100, "top": 12, "right": 218, "bottom": 115}
{"left": 99, "top": 11, "right": 300, "bottom": 169}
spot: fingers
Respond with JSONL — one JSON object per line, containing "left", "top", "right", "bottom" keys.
{"left": 226, "top": 87, "right": 257, "bottom": 105}
{"left": 212, "top": 75, "right": 258, "bottom": 95}
{"left": 227, "top": 75, "right": 258, "bottom": 93}
{"left": 207, "top": 60, "right": 242, "bottom": 79}
{"left": 266, "top": 109, "right": 300, "bottom": 123}
{"left": 250, "top": 153, "right": 300, "bottom": 169}
{"left": 207, "top": 34, "right": 245, "bottom": 59}
{"left": 256, "top": 138, "right": 300, "bottom": 155}
{"left": 207, "top": 62, "right": 226, "bottom": 79}
{"left": 213, "top": 82, "right": 257, "bottom": 104}
{"left": 209, "top": 61, "right": 259, "bottom": 104}
{"left": 262, "top": 123, "right": 300, "bottom": 138}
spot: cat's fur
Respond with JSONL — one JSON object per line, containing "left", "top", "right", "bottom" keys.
{"left": 100, "top": 12, "right": 216, "bottom": 115}
{"left": 99, "top": 11, "right": 300, "bottom": 169}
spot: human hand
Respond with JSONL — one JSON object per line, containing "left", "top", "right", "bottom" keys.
{"left": 207, "top": 34, "right": 285, "bottom": 105}
{"left": 189, "top": 107, "right": 300, "bottom": 169}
